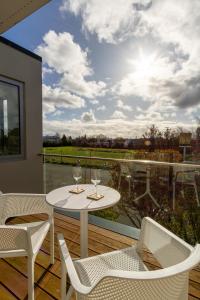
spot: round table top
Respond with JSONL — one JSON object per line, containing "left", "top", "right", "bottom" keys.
{"left": 46, "top": 184, "right": 120, "bottom": 212}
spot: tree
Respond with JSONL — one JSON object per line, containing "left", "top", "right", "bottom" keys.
{"left": 143, "top": 124, "right": 162, "bottom": 151}
{"left": 61, "top": 134, "right": 67, "bottom": 146}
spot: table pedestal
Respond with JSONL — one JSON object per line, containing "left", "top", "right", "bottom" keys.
{"left": 80, "top": 211, "right": 88, "bottom": 258}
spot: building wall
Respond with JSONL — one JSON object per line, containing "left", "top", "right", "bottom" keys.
{"left": 0, "top": 38, "right": 43, "bottom": 193}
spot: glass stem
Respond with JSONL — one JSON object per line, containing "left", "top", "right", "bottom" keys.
{"left": 95, "top": 184, "right": 97, "bottom": 196}
{"left": 76, "top": 180, "right": 78, "bottom": 191}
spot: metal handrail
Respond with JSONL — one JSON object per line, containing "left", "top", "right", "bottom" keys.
{"left": 40, "top": 153, "right": 200, "bottom": 169}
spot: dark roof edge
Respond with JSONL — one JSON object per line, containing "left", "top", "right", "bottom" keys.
{"left": 0, "top": 36, "right": 42, "bottom": 62}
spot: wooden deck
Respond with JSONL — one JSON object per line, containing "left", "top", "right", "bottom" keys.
{"left": 1, "top": 212, "right": 200, "bottom": 300}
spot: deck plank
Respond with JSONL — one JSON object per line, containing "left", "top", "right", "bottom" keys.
{"left": 0, "top": 213, "right": 199, "bottom": 300}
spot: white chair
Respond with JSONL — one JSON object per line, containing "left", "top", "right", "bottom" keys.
{"left": 0, "top": 193, "right": 54, "bottom": 300}
{"left": 173, "top": 168, "right": 200, "bottom": 210}
{"left": 58, "top": 217, "right": 200, "bottom": 300}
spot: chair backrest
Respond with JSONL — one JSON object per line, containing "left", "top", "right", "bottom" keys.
{"left": 0, "top": 193, "right": 52, "bottom": 224}
{"left": 137, "top": 217, "right": 193, "bottom": 268}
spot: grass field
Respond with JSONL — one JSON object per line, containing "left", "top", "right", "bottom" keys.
{"left": 43, "top": 146, "right": 136, "bottom": 167}
{"left": 43, "top": 146, "right": 135, "bottom": 159}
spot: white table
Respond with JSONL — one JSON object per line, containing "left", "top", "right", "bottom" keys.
{"left": 46, "top": 184, "right": 120, "bottom": 258}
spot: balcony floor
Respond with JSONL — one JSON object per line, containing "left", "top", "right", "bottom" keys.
{"left": 1, "top": 212, "right": 200, "bottom": 300}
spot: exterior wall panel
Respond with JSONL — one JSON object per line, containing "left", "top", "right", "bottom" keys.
{"left": 0, "top": 38, "right": 43, "bottom": 193}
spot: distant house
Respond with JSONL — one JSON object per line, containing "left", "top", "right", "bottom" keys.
{"left": 43, "top": 135, "right": 61, "bottom": 145}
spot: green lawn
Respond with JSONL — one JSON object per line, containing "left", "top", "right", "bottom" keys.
{"left": 43, "top": 146, "right": 137, "bottom": 167}
{"left": 43, "top": 146, "right": 136, "bottom": 159}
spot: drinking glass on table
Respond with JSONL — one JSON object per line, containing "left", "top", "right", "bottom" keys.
{"left": 91, "top": 169, "right": 101, "bottom": 196}
{"left": 73, "top": 166, "right": 82, "bottom": 191}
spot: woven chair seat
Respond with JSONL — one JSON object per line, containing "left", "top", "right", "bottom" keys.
{"left": 74, "top": 247, "right": 147, "bottom": 287}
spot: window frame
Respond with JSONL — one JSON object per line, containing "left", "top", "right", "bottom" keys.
{"left": 0, "top": 75, "right": 25, "bottom": 161}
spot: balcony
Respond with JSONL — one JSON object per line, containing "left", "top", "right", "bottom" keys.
{"left": 1, "top": 153, "right": 200, "bottom": 299}
{"left": 0, "top": 212, "right": 199, "bottom": 300}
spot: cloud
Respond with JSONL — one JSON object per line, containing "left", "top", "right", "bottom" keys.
{"left": 81, "top": 110, "right": 96, "bottom": 122}
{"left": 60, "top": 73, "right": 106, "bottom": 99}
{"left": 43, "top": 117, "right": 193, "bottom": 138}
{"left": 36, "top": 30, "right": 91, "bottom": 76}
{"left": 111, "top": 110, "right": 127, "bottom": 119}
{"left": 90, "top": 99, "right": 99, "bottom": 105}
{"left": 169, "top": 76, "right": 200, "bottom": 108}
{"left": 37, "top": 31, "right": 106, "bottom": 99}
{"left": 97, "top": 105, "right": 106, "bottom": 111}
{"left": 135, "top": 111, "right": 164, "bottom": 122}
{"left": 42, "top": 66, "right": 53, "bottom": 79}
{"left": 117, "top": 100, "right": 132, "bottom": 111}
{"left": 43, "top": 84, "right": 85, "bottom": 115}
{"left": 36, "top": 30, "right": 106, "bottom": 115}
{"left": 43, "top": 0, "right": 200, "bottom": 137}
{"left": 63, "top": 0, "right": 200, "bottom": 111}
{"left": 61, "top": 0, "right": 151, "bottom": 43}
{"left": 52, "top": 110, "right": 65, "bottom": 117}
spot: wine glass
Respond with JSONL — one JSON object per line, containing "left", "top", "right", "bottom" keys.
{"left": 91, "top": 169, "right": 101, "bottom": 196}
{"left": 73, "top": 166, "right": 82, "bottom": 191}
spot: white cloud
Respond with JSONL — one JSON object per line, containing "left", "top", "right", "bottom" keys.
{"left": 52, "top": 110, "right": 65, "bottom": 117}
{"left": 81, "top": 110, "right": 96, "bottom": 122}
{"left": 43, "top": 117, "right": 194, "bottom": 138}
{"left": 111, "top": 110, "right": 127, "bottom": 119}
{"left": 61, "top": 0, "right": 150, "bottom": 44}
{"left": 136, "top": 111, "right": 164, "bottom": 122}
{"left": 36, "top": 30, "right": 106, "bottom": 115}
{"left": 97, "top": 105, "right": 106, "bottom": 111}
{"left": 63, "top": 0, "right": 200, "bottom": 111}
{"left": 90, "top": 99, "right": 99, "bottom": 105}
{"left": 60, "top": 73, "right": 106, "bottom": 99}
{"left": 117, "top": 99, "right": 132, "bottom": 111}
{"left": 43, "top": 84, "right": 85, "bottom": 115}
{"left": 42, "top": 66, "right": 53, "bottom": 79}
{"left": 36, "top": 30, "right": 91, "bottom": 76}
{"left": 43, "top": 0, "right": 200, "bottom": 137}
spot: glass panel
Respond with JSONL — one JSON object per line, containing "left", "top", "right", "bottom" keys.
{"left": 43, "top": 150, "right": 200, "bottom": 244}
{"left": 0, "top": 79, "right": 21, "bottom": 156}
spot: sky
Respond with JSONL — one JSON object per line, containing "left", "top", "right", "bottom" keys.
{"left": 3, "top": 0, "right": 200, "bottom": 138}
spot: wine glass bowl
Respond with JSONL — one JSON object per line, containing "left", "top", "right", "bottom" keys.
{"left": 91, "top": 169, "right": 101, "bottom": 196}
{"left": 73, "top": 166, "right": 82, "bottom": 191}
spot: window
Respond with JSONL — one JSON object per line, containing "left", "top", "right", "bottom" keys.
{"left": 0, "top": 76, "right": 24, "bottom": 158}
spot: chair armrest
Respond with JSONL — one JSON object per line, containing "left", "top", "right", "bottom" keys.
{"left": 0, "top": 193, "right": 53, "bottom": 224}
{"left": 0, "top": 225, "right": 28, "bottom": 252}
{"left": 107, "top": 244, "right": 200, "bottom": 280}
{"left": 27, "top": 220, "right": 51, "bottom": 255}
{"left": 174, "top": 170, "right": 197, "bottom": 181}
{"left": 57, "top": 234, "right": 91, "bottom": 295}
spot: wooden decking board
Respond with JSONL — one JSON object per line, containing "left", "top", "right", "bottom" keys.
{"left": 3, "top": 255, "right": 61, "bottom": 299}
{"left": 36, "top": 213, "right": 132, "bottom": 250}
{"left": 0, "top": 213, "right": 199, "bottom": 300}
{"left": 18, "top": 214, "right": 124, "bottom": 254}
{"left": 54, "top": 212, "right": 135, "bottom": 245}
{"left": 0, "top": 283, "right": 18, "bottom": 300}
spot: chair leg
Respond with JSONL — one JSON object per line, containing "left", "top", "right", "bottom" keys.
{"left": 194, "top": 183, "right": 200, "bottom": 207}
{"left": 61, "top": 258, "right": 67, "bottom": 300}
{"left": 28, "top": 256, "right": 34, "bottom": 300}
{"left": 172, "top": 180, "right": 176, "bottom": 210}
{"left": 50, "top": 220, "right": 54, "bottom": 264}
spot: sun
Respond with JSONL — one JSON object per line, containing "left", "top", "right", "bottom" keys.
{"left": 130, "top": 50, "right": 157, "bottom": 81}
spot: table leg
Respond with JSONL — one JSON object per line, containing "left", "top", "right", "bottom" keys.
{"left": 80, "top": 211, "right": 88, "bottom": 258}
